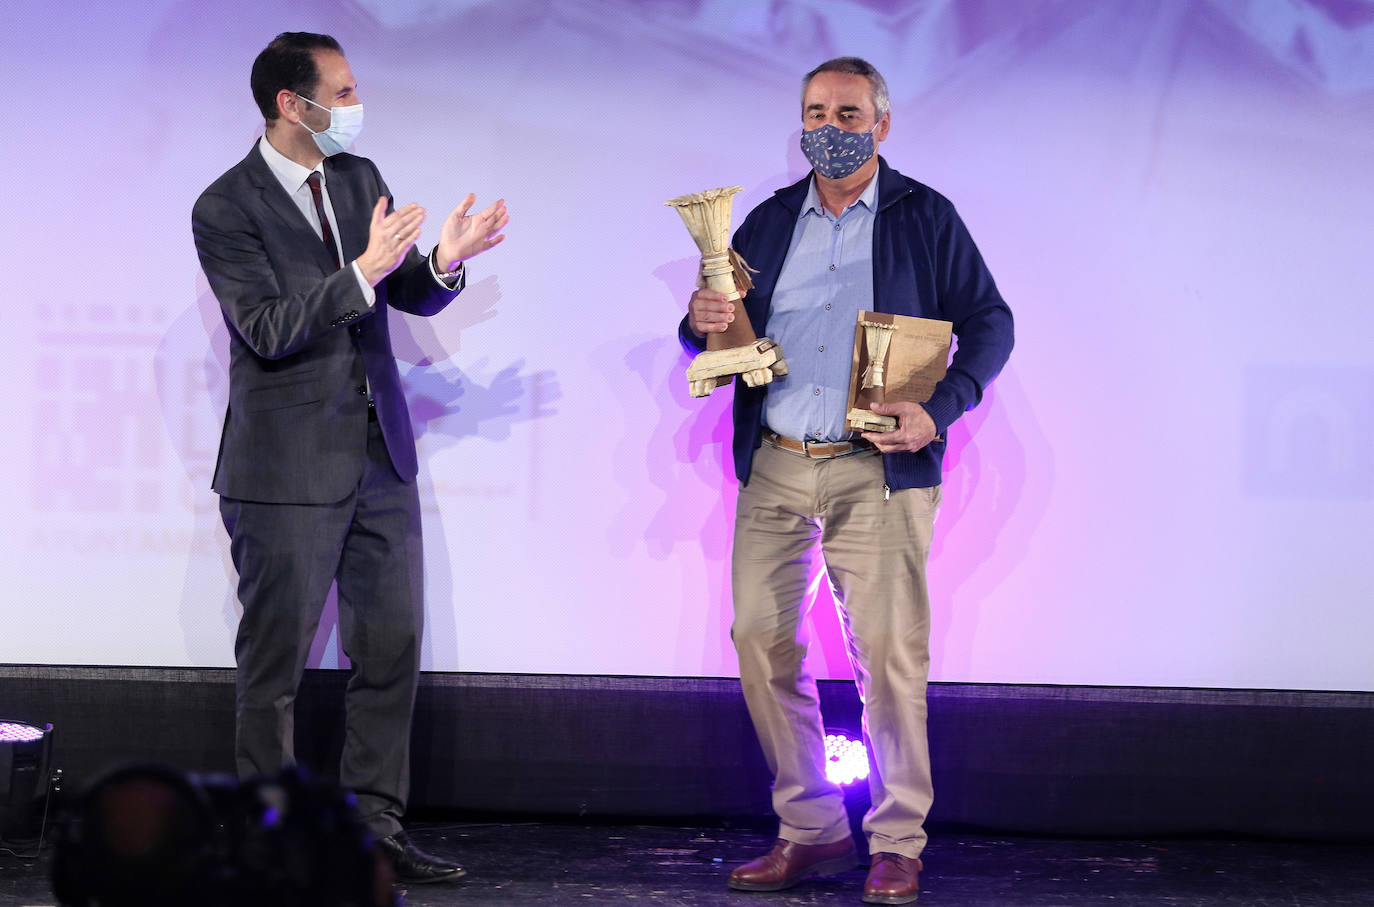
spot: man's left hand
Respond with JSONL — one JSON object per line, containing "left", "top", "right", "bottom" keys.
{"left": 436, "top": 194, "right": 509, "bottom": 270}
{"left": 861, "top": 401, "right": 938, "bottom": 453}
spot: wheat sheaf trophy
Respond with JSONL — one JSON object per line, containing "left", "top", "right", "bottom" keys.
{"left": 665, "top": 186, "right": 787, "bottom": 397}
{"left": 844, "top": 311, "right": 953, "bottom": 432}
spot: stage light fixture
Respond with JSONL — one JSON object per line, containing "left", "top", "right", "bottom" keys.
{"left": 0, "top": 719, "right": 54, "bottom": 838}
{"left": 823, "top": 730, "right": 869, "bottom": 786}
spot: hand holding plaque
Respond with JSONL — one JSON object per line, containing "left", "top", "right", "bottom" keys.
{"left": 845, "top": 311, "right": 952, "bottom": 432}
{"left": 666, "top": 187, "right": 788, "bottom": 397}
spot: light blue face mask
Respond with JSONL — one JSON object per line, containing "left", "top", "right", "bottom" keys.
{"left": 296, "top": 94, "right": 364, "bottom": 156}
{"left": 800, "top": 122, "right": 876, "bottom": 179}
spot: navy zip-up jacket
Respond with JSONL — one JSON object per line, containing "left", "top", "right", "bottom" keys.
{"left": 679, "top": 157, "right": 1014, "bottom": 489}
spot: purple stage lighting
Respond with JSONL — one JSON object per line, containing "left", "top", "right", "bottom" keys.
{"left": 824, "top": 731, "right": 869, "bottom": 786}
{"left": 0, "top": 719, "right": 54, "bottom": 837}
{"left": 0, "top": 722, "right": 47, "bottom": 744}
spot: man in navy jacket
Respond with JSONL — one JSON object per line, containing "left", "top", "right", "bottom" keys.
{"left": 679, "top": 57, "right": 1012, "bottom": 904}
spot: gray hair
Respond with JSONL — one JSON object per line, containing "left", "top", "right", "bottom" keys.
{"left": 801, "top": 57, "right": 891, "bottom": 122}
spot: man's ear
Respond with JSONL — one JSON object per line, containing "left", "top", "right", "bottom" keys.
{"left": 875, "top": 112, "right": 891, "bottom": 143}
{"left": 276, "top": 89, "right": 301, "bottom": 125}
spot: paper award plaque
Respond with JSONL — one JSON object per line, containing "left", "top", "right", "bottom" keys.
{"left": 844, "top": 311, "right": 953, "bottom": 432}
{"left": 665, "top": 186, "right": 788, "bottom": 398}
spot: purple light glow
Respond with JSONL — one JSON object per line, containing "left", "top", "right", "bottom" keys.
{"left": 824, "top": 732, "right": 869, "bottom": 786}
{"left": 0, "top": 722, "right": 46, "bottom": 744}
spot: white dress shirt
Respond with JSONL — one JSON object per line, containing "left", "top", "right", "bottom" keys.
{"left": 257, "top": 135, "right": 378, "bottom": 306}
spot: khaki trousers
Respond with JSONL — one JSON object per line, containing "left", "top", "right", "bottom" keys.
{"left": 732, "top": 441, "right": 938, "bottom": 859}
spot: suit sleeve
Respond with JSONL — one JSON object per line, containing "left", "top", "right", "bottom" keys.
{"left": 193, "top": 189, "right": 372, "bottom": 361}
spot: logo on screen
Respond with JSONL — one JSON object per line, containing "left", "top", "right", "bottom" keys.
{"left": 1244, "top": 365, "right": 1373, "bottom": 499}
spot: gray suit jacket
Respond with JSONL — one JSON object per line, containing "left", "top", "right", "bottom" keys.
{"left": 193, "top": 145, "right": 462, "bottom": 504}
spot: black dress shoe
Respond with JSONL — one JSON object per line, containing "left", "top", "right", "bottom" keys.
{"left": 375, "top": 831, "right": 466, "bottom": 884}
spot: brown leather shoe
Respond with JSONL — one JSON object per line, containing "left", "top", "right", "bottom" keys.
{"left": 727, "top": 837, "right": 858, "bottom": 891}
{"left": 862, "top": 852, "right": 922, "bottom": 904}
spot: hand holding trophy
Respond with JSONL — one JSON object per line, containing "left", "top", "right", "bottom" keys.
{"left": 666, "top": 187, "right": 788, "bottom": 397}
{"left": 844, "top": 311, "right": 952, "bottom": 433}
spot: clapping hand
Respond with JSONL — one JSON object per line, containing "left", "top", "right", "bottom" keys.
{"left": 435, "top": 194, "right": 509, "bottom": 271}
{"left": 357, "top": 199, "right": 425, "bottom": 287}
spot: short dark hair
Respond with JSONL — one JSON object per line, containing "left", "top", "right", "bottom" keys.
{"left": 250, "top": 32, "right": 343, "bottom": 121}
{"left": 802, "top": 56, "right": 890, "bottom": 122}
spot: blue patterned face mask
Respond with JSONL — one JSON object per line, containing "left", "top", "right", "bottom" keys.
{"left": 800, "top": 123, "right": 876, "bottom": 179}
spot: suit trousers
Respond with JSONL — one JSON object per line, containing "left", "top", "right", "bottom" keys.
{"left": 219, "top": 418, "right": 424, "bottom": 837}
{"left": 732, "top": 441, "right": 939, "bottom": 859}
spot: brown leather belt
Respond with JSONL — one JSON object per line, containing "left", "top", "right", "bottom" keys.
{"left": 762, "top": 429, "right": 875, "bottom": 459}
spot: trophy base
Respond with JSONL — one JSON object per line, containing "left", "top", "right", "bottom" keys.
{"left": 687, "top": 339, "right": 789, "bottom": 397}
{"left": 846, "top": 408, "right": 897, "bottom": 432}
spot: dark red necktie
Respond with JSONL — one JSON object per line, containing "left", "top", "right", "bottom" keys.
{"left": 305, "top": 172, "right": 341, "bottom": 270}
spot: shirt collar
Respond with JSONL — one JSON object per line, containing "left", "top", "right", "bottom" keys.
{"left": 801, "top": 170, "right": 879, "bottom": 219}
{"left": 257, "top": 134, "right": 322, "bottom": 195}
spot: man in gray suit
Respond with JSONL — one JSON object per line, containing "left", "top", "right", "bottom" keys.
{"left": 192, "top": 32, "right": 507, "bottom": 884}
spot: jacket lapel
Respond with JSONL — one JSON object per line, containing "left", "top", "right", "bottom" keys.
{"left": 241, "top": 143, "right": 341, "bottom": 274}
{"left": 323, "top": 156, "right": 370, "bottom": 265}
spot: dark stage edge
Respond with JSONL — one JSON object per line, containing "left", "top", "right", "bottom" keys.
{"left": 4, "top": 822, "right": 1374, "bottom": 905}
{"left": 1, "top": 667, "right": 1372, "bottom": 840}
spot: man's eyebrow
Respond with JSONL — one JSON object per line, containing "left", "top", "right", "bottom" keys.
{"left": 804, "top": 102, "right": 826, "bottom": 112}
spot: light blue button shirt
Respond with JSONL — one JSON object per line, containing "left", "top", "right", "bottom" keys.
{"left": 763, "top": 172, "right": 878, "bottom": 441}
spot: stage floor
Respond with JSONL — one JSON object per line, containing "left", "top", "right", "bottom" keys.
{"left": 3, "top": 821, "right": 1371, "bottom": 905}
